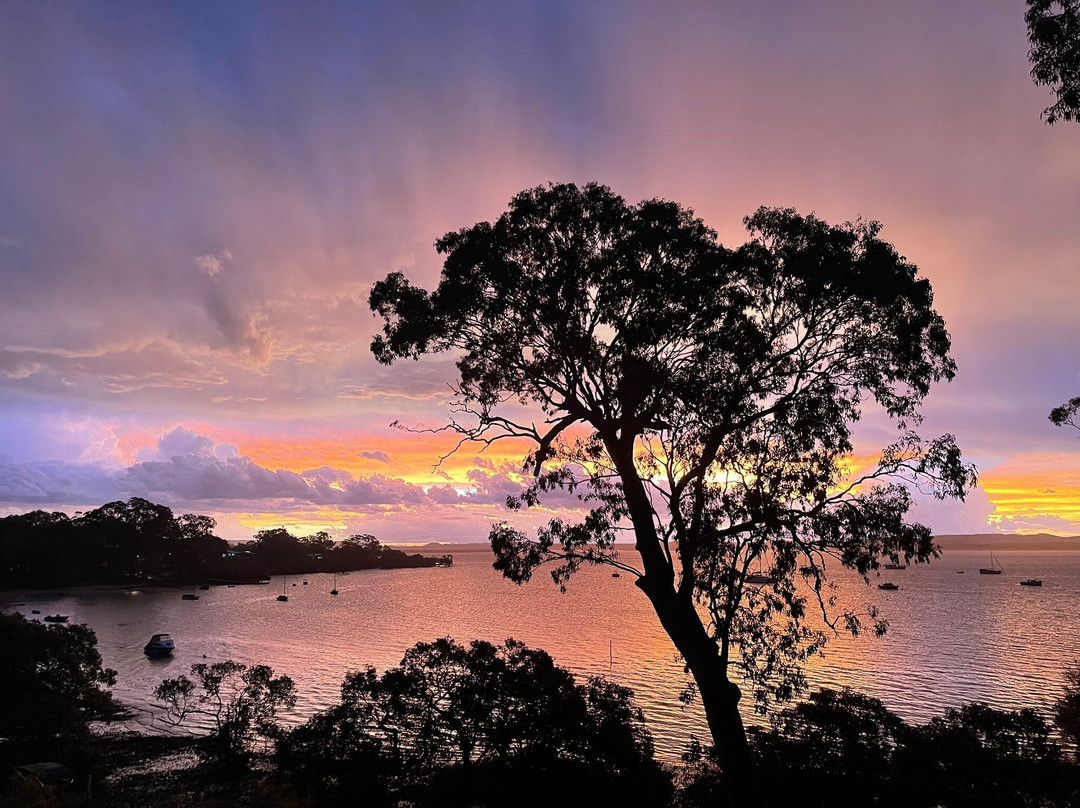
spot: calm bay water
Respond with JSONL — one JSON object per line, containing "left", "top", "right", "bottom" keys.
{"left": 4, "top": 548, "right": 1080, "bottom": 759}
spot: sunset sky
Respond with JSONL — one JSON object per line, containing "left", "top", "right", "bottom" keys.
{"left": 1, "top": 1, "right": 1078, "bottom": 541}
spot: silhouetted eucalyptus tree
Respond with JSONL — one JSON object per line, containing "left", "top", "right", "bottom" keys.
{"left": 1027, "top": 0, "right": 1080, "bottom": 123}
{"left": 369, "top": 182, "right": 973, "bottom": 803}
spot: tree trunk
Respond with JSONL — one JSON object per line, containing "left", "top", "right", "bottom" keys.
{"left": 636, "top": 576, "right": 764, "bottom": 807}
{"left": 609, "top": 436, "right": 765, "bottom": 807}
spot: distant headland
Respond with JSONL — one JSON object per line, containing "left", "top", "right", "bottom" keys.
{"left": 0, "top": 497, "right": 452, "bottom": 591}
{"left": 933, "top": 532, "right": 1080, "bottom": 551}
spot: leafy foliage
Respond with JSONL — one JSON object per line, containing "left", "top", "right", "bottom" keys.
{"left": 1050, "top": 395, "right": 1080, "bottom": 432}
{"left": 279, "top": 638, "right": 666, "bottom": 806}
{"left": 897, "top": 702, "right": 1067, "bottom": 807}
{"left": 750, "top": 688, "right": 905, "bottom": 803}
{"left": 1027, "top": 0, "right": 1080, "bottom": 123}
{"left": 0, "top": 498, "right": 227, "bottom": 588}
{"left": 0, "top": 613, "right": 119, "bottom": 770}
{"left": 741, "top": 689, "right": 1076, "bottom": 808}
{"left": 370, "top": 180, "right": 973, "bottom": 785}
{"left": 1054, "top": 663, "right": 1080, "bottom": 757}
{"left": 155, "top": 660, "right": 296, "bottom": 768}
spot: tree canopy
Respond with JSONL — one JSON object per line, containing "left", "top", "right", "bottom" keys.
{"left": 1026, "top": 0, "right": 1080, "bottom": 124}
{"left": 0, "top": 613, "right": 120, "bottom": 770}
{"left": 279, "top": 637, "right": 665, "bottom": 806}
{"left": 370, "top": 182, "right": 973, "bottom": 801}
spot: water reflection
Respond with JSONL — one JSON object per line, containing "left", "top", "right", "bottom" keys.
{"left": 3, "top": 548, "right": 1078, "bottom": 759}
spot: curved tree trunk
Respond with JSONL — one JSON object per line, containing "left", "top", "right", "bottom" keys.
{"left": 610, "top": 437, "right": 765, "bottom": 808}
{"left": 636, "top": 575, "right": 762, "bottom": 807}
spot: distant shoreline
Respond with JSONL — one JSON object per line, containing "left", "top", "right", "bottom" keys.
{"left": 932, "top": 532, "right": 1080, "bottom": 551}
{"left": 392, "top": 534, "right": 1080, "bottom": 555}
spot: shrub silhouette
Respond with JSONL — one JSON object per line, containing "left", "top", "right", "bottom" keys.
{"left": 279, "top": 638, "right": 668, "bottom": 807}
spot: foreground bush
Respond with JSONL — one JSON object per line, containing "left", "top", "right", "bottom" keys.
{"left": 278, "top": 637, "right": 669, "bottom": 807}
{"left": 0, "top": 613, "right": 119, "bottom": 773}
{"left": 741, "top": 688, "right": 1079, "bottom": 808}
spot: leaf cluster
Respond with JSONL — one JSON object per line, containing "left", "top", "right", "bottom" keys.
{"left": 1027, "top": 0, "right": 1080, "bottom": 123}
{"left": 743, "top": 689, "right": 1076, "bottom": 808}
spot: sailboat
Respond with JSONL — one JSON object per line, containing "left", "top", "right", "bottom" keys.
{"left": 277, "top": 575, "right": 289, "bottom": 601}
{"left": 979, "top": 552, "right": 1003, "bottom": 575}
{"left": 330, "top": 572, "right": 339, "bottom": 596}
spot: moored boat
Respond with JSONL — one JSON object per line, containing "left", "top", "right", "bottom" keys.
{"left": 979, "top": 551, "right": 1003, "bottom": 575}
{"left": 143, "top": 633, "right": 175, "bottom": 656}
{"left": 43, "top": 614, "right": 68, "bottom": 622}
{"left": 878, "top": 582, "right": 900, "bottom": 590}
{"left": 1020, "top": 579, "right": 1042, "bottom": 587}
{"left": 181, "top": 594, "right": 199, "bottom": 600}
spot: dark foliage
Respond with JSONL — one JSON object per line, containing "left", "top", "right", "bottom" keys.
{"left": 750, "top": 689, "right": 904, "bottom": 805}
{"left": 369, "top": 182, "right": 973, "bottom": 799}
{"left": 238, "top": 528, "right": 443, "bottom": 576}
{"left": 1051, "top": 396, "right": 1080, "bottom": 433}
{"left": 0, "top": 499, "right": 445, "bottom": 590}
{"left": 0, "top": 612, "right": 120, "bottom": 771}
{"left": 278, "top": 637, "right": 668, "bottom": 807}
{"left": 896, "top": 702, "right": 1069, "bottom": 807}
{"left": 1027, "top": 0, "right": 1080, "bottom": 123}
{"left": 1054, "top": 664, "right": 1080, "bottom": 758}
{"left": 738, "top": 688, "right": 1078, "bottom": 808}
{"left": 0, "top": 498, "right": 227, "bottom": 588}
{"left": 155, "top": 660, "right": 296, "bottom": 770}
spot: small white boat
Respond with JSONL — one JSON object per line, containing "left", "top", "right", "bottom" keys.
{"left": 144, "top": 633, "right": 175, "bottom": 656}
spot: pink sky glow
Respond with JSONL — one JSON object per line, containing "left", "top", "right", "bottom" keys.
{"left": 1, "top": 1, "right": 1078, "bottom": 540}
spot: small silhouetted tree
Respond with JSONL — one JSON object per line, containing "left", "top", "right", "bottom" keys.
{"left": 1027, "top": 0, "right": 1080, "bottom": 123}
{"left": 155, "top": 660, "right": 296, "bottom": 768}
{"left": 370, "top": 183, "right": 973, "bottom": 803}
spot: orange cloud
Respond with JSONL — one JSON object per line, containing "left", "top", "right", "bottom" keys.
{"left": 980, "top": 453, "right": 1080, "bottom": 533}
